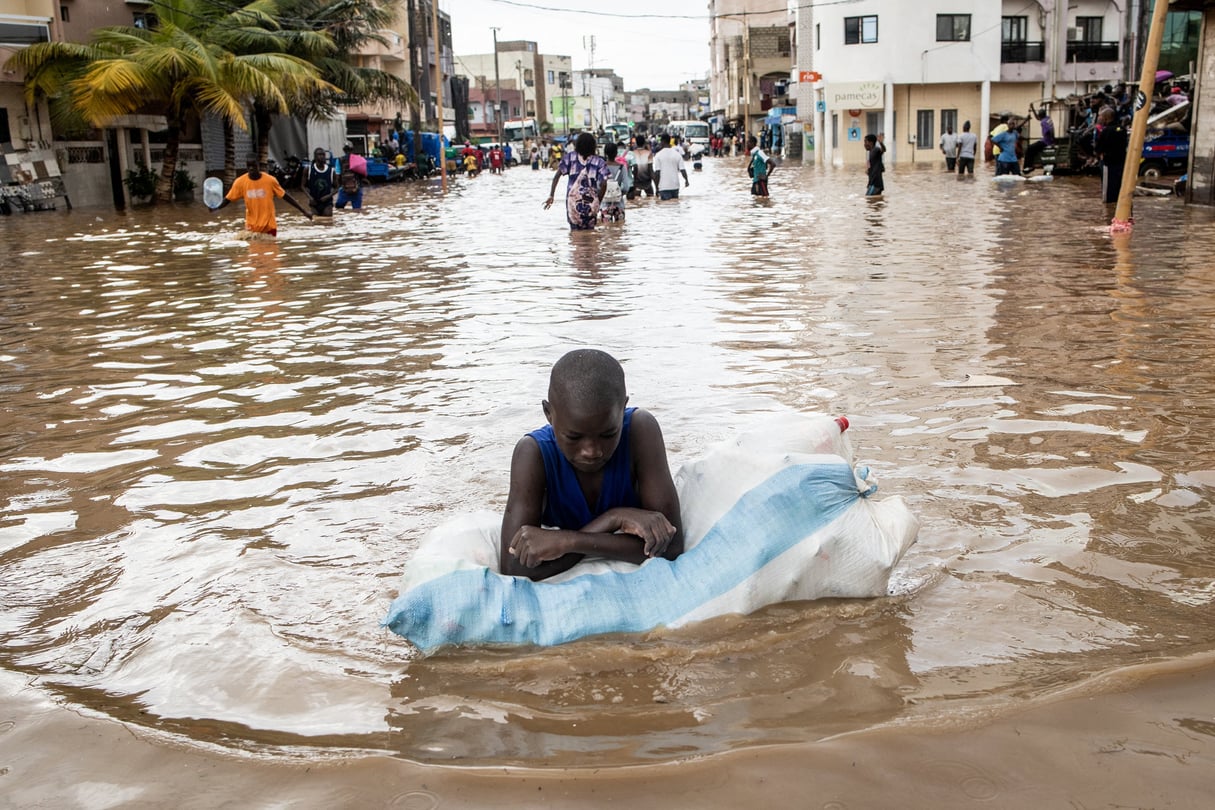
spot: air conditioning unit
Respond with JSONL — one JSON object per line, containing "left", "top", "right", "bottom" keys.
{"left": 1067, "top": 27, "right": 1083, "bottom": 41}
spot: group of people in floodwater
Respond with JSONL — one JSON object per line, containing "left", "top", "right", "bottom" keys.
{"left": 210, "top": 144, "right": 370, "bottom": 237}
{"left": 541, "top": 132, "right": 693, "bottom": 229}
{"left": 539, "top": 130, "right": 784, "bottom": 229}
{"left": 935, "top": 78, "right": 1193, "bottom": 204}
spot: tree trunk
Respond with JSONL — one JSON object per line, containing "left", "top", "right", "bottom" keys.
{"left": 223, "top": 117, "right": 237, "bottom": 185}
{"left": 155, "top": 123, "right": 181, "bottom": 204}
{"left": 254, "top": 103, "right": 274, "bottom": 165}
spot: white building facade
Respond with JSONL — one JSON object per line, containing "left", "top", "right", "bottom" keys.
{"left": 794, "top": 0, "right": 1127, "bottom": 166}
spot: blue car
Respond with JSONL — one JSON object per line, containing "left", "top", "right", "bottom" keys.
{"left": 1140, "top": 132, "right": 1189, "bottom": 177}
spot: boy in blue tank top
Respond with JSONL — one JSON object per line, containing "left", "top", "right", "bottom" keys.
{"left": 500, "top": 349, "right": 684, "bottom": 580}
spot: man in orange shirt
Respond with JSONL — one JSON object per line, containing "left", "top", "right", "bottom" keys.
{"left": 212, "top": 154, "right": 312, "bottom": 235}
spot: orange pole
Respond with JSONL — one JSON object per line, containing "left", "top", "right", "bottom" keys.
{"left": 1111, "top": 0, "right": 1171, "bottom": 232}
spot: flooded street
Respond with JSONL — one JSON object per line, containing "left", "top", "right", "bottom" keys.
{"left": 3, "top": 157, "right": 1215, "bottom": 805}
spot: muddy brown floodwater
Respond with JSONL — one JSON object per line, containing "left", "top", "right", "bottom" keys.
{"left": 2, "top": 158, "right": 1215, "bottom": 808}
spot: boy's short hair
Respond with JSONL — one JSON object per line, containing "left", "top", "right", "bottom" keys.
{"left": 549, "top": 349, "right": 626, "bottom": 409}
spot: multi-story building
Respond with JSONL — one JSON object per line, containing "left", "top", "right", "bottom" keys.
{"left": 574, "top": 69, "right": 621, "bottom": 130}
{"left": 541, "top": 54, "right": 574, "bottom": 131}
{"left": 455, "top": 40, "right": 550, "bottom": 126}
{"left": 467, "top": 86, "right": 523, "bottom": 139}
{"left": 647, "top": 89, "right": 698, "bottom": 126}
{"left": 406, "top": 0, "right": 456, "bottom": 139}
{"left": 708, "top": 0, "right": 791, "bottom": 135}
{"left": 794, "top": 0, "right": 1128, "bottom": 166}
{"left": 1, "top": 0, "right": 56, "bottom": 149}
{"left": 1, "top": 0, "right": 87, "bottom": 208}
{"left": 624, "top": 91, "right": 650, "bottom": 125}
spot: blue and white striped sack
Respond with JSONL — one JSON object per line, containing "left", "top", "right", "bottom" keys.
{"left": 383, "top": 413, "right": 919, "bottom": 654}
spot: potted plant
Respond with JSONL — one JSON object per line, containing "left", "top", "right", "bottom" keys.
{"left": 173, "top": 164, "right": 196, "bottom": 201}
{"left": 123, "top": 162, "right": 157, "bottom": 203}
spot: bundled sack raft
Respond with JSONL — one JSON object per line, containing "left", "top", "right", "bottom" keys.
{"left": 383, "top": 413, "right": 919, "bottom": 654}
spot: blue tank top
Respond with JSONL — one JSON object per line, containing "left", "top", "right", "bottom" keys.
{"left": 527, "top": 407, "right": 640, "bottom": 530}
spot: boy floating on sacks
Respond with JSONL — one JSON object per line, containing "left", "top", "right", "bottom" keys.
{"left": 500, "top": 349, "right": 684, "bottom": 580}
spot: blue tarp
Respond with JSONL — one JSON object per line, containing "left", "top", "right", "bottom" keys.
{"left": 397, "top": 131, "right": 449, "bottom": 166}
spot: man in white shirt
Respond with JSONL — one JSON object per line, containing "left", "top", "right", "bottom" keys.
{"left": 956, "top": 121, "right": 978, "bottom": 175}
{"left": 939, "top": 126, "right": 959, "bottom": 171}
{"left": 652, "top": 136, "right": 688, "bottom": 200}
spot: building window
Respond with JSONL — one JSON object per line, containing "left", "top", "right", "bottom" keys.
{"left": 1068, "top": 16, "right": 1116, "bottom": 61}
{"left": 844, "top": 16, "right": 878, "bottom": 45}
{"left": 132, "top": 12, "right": 156, "bottom": 29}
{"left": 1002, "top": 15, "right": 1045, "bottom": 62}
{"left": 547, "top": 70, "right": 554, "bottom": 84}
{"left": 941, "top": 109, "right": 958, "bottom": 135}
{"left": 936, "top": 14, "right": 971, "bottom": 42}
{"left": 1003, "top": 15, "right": 1027, "bottom": 42}
{"left": 831, "top": 113, "right": 839, "bottom": 149}
{"left": 916, "top": 110, "right": 934, "bottom": 148}
{"left": 0, "top": 20, "right": 51, "bottom": 44}
{"left": 866, "top": 111, "right": 880, "bottom": 138}
{"left": 815, "top": 22, "right": 820, "bottom": 50}
{"left": 0, "top": 109, "right": 10, "bottom": 145}
{"left": 523, "top": 68, "right": 534, "bottom": 87}
{"left": 60, "top": 4, "right": 69, "bottom": 22}
{"left": 1075, "top": 16, "right": 1103, "bottom": 42}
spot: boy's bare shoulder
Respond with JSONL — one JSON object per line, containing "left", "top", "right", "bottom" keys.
{"left": 630, "top": 407, "right": 661, "bottom": 429}
{"left": 511, "top": 432, "right": 542, "bottom": 458}
{"left": 629, "top": 408, "right": 668, "bottom": 447}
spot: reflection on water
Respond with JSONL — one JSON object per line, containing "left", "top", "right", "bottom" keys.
{"left": 2, "top": 161, "right": 1214, "bottom": 766}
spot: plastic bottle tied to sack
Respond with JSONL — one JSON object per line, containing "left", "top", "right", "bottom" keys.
{"left": 202, "top": 177, "right": 223, "bottom": 209}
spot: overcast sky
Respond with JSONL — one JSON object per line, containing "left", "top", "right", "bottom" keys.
{"left": 445, "top": 0, "right": 715, "bottom": 90}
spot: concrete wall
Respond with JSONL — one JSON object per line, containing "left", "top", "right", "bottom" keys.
{"left": 1189, "top": 8, "right": 1215, "bottom": 205}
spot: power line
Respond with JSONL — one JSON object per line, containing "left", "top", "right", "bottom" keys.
{"left": 476, "top": 0, "right": 864, "bottom": 22}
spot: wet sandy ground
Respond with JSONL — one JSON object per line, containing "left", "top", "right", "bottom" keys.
{"left": 5, "top": 657, "right": 1215, "bottom": 808}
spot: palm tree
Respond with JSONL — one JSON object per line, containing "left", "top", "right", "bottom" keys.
{"left": 276, "top": 0, "right": 418, "bottom": 123}
{"left": 7, "top": 0, "right": 335, "bottom": 203}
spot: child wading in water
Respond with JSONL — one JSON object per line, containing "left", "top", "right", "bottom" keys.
{"left": 500, "top": 349, "right": 684, "bottom": 580}
{"left": 600, "top": 142, "right": 630, "bottom": 223}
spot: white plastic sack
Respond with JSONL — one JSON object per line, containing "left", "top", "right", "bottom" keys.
{"left": 383, "top": 413, "right": 919, "bottom": 654}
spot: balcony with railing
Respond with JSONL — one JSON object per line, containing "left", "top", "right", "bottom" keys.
{"left": 1001, "top": 41, "right": 1045, "bottom": 63}
{"left": 1066, "top": 41, "right": 1119, "bottom": 63}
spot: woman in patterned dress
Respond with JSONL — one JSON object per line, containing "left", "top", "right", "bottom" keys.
{"left": 544, "top": 132, "right": 610, "bottom": 230}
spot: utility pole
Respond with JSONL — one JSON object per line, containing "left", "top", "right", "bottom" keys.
{"left": 516, "top": 60, "right": 524, "bottom": 119}
{"left": 491, "top": 27, "right": 503, "bottom": 144}
{"left": 1111, "top": 0, "right": 1170, "bottom": 232}
{"left": 406, "top": 0, "right": 423, "bottom": 162}
{"left": 431, "top": 0, "right": 446, "bottom": 191}
{"left": 743, "top": 12, "right": 752, "bottom": 137}
{"left": 583, "top": 35, "right": 596, "bottom": 130}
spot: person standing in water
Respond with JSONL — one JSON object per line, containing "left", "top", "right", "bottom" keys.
{"left": 544, "top": 131, "right": 610, "bottom": 230}
{"left": 956, "top": 121, "right": 978, "bottom": 175}
{"left": 746, "top": 135, "right": 772, "bottom": 197}
{"left": 652, "top": 135, "right": 689, "bottom": 200}
{"left": 500, "top": 348, "right": 683, "bottom": 580}
{"left": 864, "top": 134, "right": 885, "bottom": 196}
{"left": 212, "top": 153, "right": 312, "bottom": 235}
{"left": 303, "top": 148, "right": 338, "bottom": 218}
